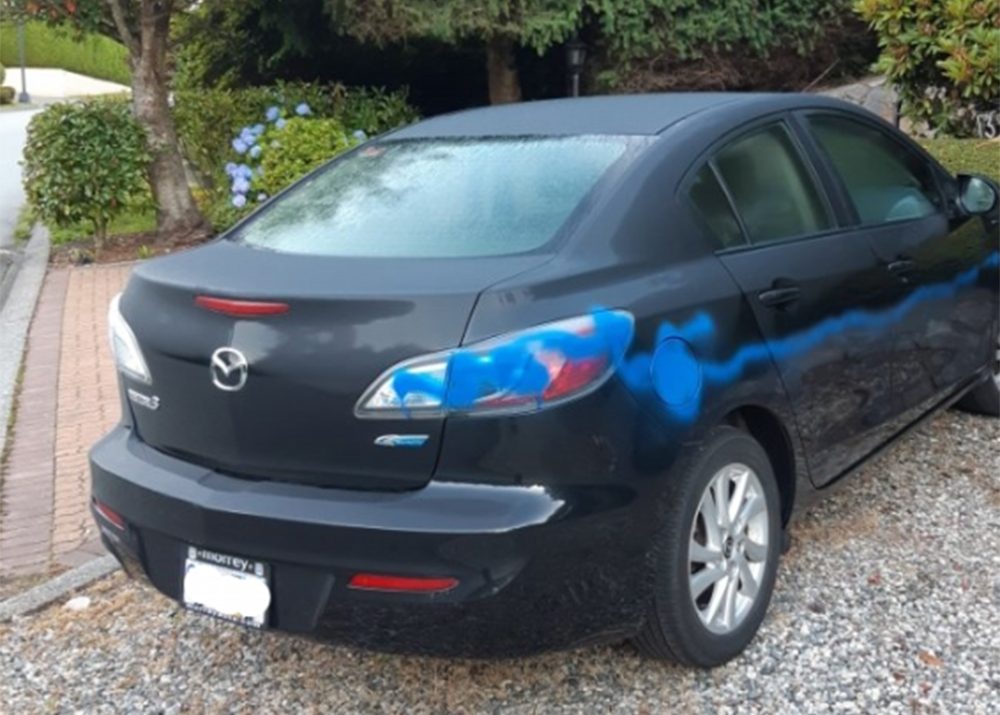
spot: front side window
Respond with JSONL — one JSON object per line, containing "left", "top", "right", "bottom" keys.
{"left": 808, "top": 115, "right": 941, "bottom": 225}
{"left": 230, "top": 136, "right": 631, "bottom": 258}
{"left": 712, "top": 124, "right": 832, "bottom": 245}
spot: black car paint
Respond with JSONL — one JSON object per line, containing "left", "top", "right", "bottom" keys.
{"left": 91, "top": 93, "right": 999, "bottom": 656}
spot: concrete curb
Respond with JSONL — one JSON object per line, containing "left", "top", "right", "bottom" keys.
{"left": 0, "top": 224, "right": 50, "bottom": 462}
{"left": 0, "top": 554, "right": 119, "bottom": 622}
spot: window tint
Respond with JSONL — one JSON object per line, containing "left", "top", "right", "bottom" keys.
{"left": 713, "top": 124, "right": 832, "bottom": 244}
{"left": 230, "top": 137, "right": 630, "bottom": 258}
{"left": 688, "top": 165, "right": 745, "bottom": 249}
{"left": 808, "top": 115, "right": 940, "bottom": 224}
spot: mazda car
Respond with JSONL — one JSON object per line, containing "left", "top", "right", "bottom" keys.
{"left": 90, "top": 93, "right": 999, "bottom": 667}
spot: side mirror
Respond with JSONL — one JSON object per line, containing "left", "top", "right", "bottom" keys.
{"left": 957, "top": 174, "right": 998, "bottom": 215}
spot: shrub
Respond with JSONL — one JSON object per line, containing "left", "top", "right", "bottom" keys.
{"left": 173, "top": 82, "right": 417, "bottom": 192}
{"left": 212, "top": 104, "right": 357, "bottom": 228}
{"left": 856, "top": 0, "right": 1000, "bottom": 136}
{"left": 256, "top": 117, "right": 352, "bottom": 197}
{"left": 0, "top": 86, "right": 14, "bottom": 105}
{"left": 0, "top": 21, "right": 130, "bottom": 86}
{"left": 22, "top": 99, "right": 150, "bottom": 251}
{"left": 595, "top": 0, "right": 871, "bottom": 91}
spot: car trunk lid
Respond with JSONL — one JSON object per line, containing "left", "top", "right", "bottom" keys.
{"left": 120, "top": 240, "right": 548, "bottom": 490}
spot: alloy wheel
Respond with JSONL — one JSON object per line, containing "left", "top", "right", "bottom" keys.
{"left": 688, "top": 463, "right": 770, "bottom": 635}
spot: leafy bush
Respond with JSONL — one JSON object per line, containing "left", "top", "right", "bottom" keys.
{"left": 173, "top": 82, "right": 416, "bottom": 192}
{"left": 856, "top": 0, "right": 1000, "bottom": 136}
{"left": 22, "top": 99, "right": 150, "bottom": 251}
{"left": 256, "top": 117, "right": 352, "bottom": 197}
{"left": 0, "top": 86, "right": 14, "bottom": 105}
{"left": 209, "top": 103, "right": 358, "bottom": 229}
{"left": 0, "top": 21, "right": 130, "bottom": 86}
{"left": 594, "top": 0, "right": 870, "bottom": 91}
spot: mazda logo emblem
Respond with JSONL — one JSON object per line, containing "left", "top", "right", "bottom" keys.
{"left": 210, "top": 347, "right": 249, "bottom": 392}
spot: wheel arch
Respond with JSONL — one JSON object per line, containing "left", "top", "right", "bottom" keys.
{"left": 723, "top": 405, "right": 797, "bottom": 525}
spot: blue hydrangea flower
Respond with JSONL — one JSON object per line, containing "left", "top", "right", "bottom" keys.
{"left": 257, "top": 193, "right": 268, "bottom": 202}
{"left": 235, "top": 163, "right": 253, "bottom": 179}
{"left": 251, "top": 123, "right": 265, "bottom": 136}
{"left": 239, "top": 128, "right": 257, "bottom": 146}
{"left": 352, "top": 129, "right": 367, "bottom": 142}
{"left": 249, "top": 145, "right": 262, "bottom": 159}
{"left": 265, "top": 106, "right": 280, "bottom": 122}
{"left": 295, "top": 102, "right": 311, "bottom": 116}
{"left": 232, "top": 138, "right": 248, "bottom": 154}
{"left": 232, "top": 194, "right": 247, "bottom": 208}
{"left": 232, "top": 177, "right": 250, "bottom": 194}
{"left": 224, "top": 162, "right": 238, "bottom": 176}
{"left": 275, "top": 118, "right": 287, "bottom": 130}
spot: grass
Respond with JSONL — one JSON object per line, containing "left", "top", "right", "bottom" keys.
{"left": 13, "top": 204, "right": 34, "bottom": 242}
{"left": 47, "top": 205, "right": 156, "bottom": 246}
{"left": 920, "top": 137, "right": 1000, "bottom": 184}
{"left": 0, "top": 20, "right": 130, "bottom": 86}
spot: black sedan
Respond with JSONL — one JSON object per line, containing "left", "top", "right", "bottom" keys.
{"left": 91, "top": 93, "right": 999, "bottom": 667}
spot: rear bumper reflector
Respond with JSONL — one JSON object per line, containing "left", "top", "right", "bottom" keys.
{"left": 347, "top": 573, "right": 459, "bottom": 593}
{"left": 93, "top": 499, "right": 126, "bottom": 530}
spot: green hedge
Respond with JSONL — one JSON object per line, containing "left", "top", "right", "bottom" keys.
{"left": 0, "top": 21, "right": 130, "bottom": 86}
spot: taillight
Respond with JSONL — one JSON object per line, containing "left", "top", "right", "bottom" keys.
{"left": 108, "top": 294, "right": 151, "bottom": 383}
{"left": 355, "top": 309, "right": 634, "bottom": 419}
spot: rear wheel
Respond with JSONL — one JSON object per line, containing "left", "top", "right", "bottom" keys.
{"left": 955, "top": 336, "right": 1000, "bottom": 417}
{"left": 633, "top": 426, "right": 781, "bottom": 666}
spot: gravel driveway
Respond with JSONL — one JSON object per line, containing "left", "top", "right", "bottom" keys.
{"left": 1, "top": 410, "right": 997, "bottom": 714}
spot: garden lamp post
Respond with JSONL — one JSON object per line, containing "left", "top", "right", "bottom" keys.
{"left": 17, "top": 20, "right": 31, "bottom": 104}
{"left": 566, "top": 35, "right": 586, "bottom": 98}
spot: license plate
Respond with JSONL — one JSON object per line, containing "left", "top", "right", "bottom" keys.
{"left": 182, "top": 547, "right": 271, "bottom": 629}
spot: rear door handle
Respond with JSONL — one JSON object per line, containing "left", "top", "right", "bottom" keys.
{"left": 886, "top": 258, "right": 916, "bottom": 276}
{"left": 757, "top": 285, "right": 801, "bottom": 308}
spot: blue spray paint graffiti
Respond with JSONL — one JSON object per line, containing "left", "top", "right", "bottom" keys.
{"left": 621, "top": 251, "right": 1000, "bottom": 422}
{"left": 389, "top": 309, "right": 634, "bottom": 415}
{"left": 382, "top": 251, "right": 997, "bottom": 420}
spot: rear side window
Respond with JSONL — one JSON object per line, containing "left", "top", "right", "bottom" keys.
{"left": 808, "top": 115, "right": 941, "bottom": 225}
{"left": 688, "top": 165, "right": 745, "bottom": 249}
{"left": 230, "top": 136, "right": 630, "bottom": 258}
{"left": 713, "top": 124, "right": 832, "bottom": 245}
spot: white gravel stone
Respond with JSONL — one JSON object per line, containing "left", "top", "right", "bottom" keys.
{"left": 0, "top": 410, "right": 997, "bottom": 713}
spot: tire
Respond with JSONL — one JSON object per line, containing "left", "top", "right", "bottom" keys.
{"left": 633, "top": 425, "right": 782, "bottom": 667}
{"left": 954, "top": 337, "right": 1000, "bottom": 417}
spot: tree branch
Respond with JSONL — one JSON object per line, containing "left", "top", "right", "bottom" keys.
{"left": 106, "top": 0, "right": 140, "bottom": 57}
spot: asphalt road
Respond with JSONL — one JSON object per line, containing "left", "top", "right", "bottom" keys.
{"left": 0, "top": 107, "right": 38, "bottom": 249}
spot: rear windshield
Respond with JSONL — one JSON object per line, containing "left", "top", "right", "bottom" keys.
{"left": 229, "top": 136, "right": 631, "bottom": 258}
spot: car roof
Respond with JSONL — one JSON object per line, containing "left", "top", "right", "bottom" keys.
{"left": 390, "top": 93, "right": 851, "bottom": 139}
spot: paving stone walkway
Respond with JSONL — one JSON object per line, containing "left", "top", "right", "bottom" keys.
{"left": 0, "top": 263, "right": 131, "bottom": 578}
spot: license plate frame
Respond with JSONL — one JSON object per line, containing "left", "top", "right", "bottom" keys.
{"left": 182, "top": 546, "right": 271, "bottom": 629}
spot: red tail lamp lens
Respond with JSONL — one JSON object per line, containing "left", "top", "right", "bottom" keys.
{"left": 93, "top": 499, "right": 126, "bottom": 530}
{"left": 542, "top": 356, "right": 608, "bottom": 400}
{"left": 348, "top": 573, "right": 458, "bottom": 593}
{"left": 195, "top": 296, "right": 289, "bottom": 317}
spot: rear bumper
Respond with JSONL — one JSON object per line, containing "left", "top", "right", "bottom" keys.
{"left": 90, "top": 426, "right": 656, "bottom": 657}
